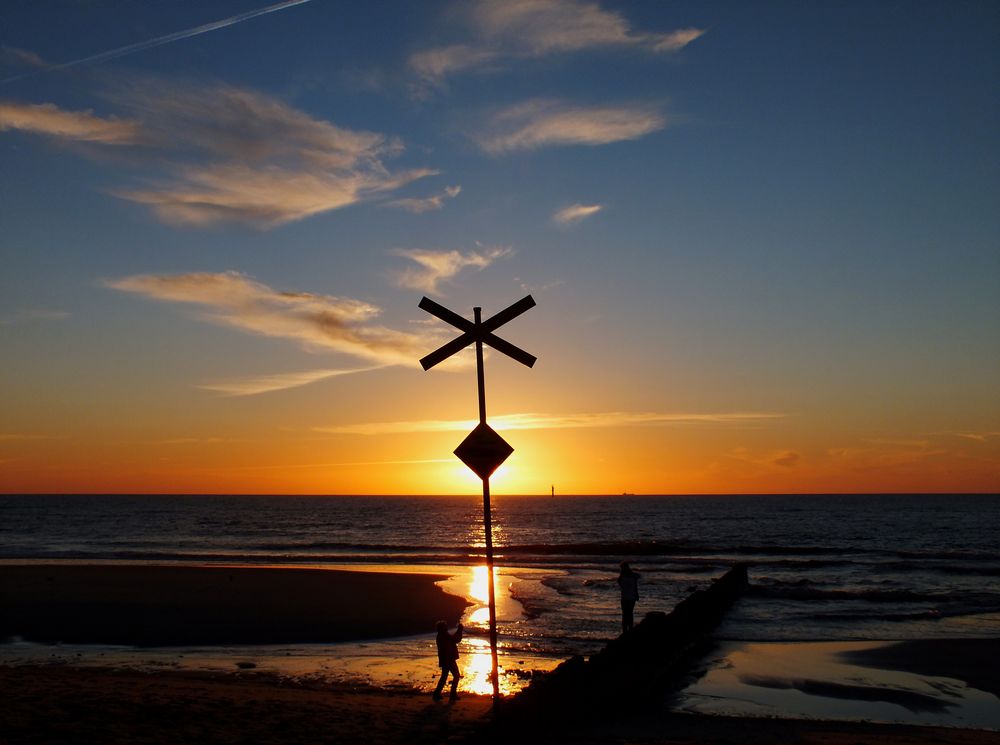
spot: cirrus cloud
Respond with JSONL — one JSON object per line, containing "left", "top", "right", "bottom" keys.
{"left": 384, "top": 185, "right": 462, "bottom": 214}
{"left": 474, "top": 99, "right": 665, "bottom": 154}
{"left": 1, "top": 82, "right": 436, "bottom": 228}
{"left": 552, "top": 203, "right": 602, "bottom": 225}
{"left": 200, "top": 365, "right": 387, "bottom": 396}
{"left": 105, "top": 271, "right": 429, "bottom": 366}
{"left": 409, "top": 44, "right": 502, "bottom": 91}
{"left": 410, "top": 0, "right": 705, "bottom": 91}
{"left": 391, "top": 245, "right": 512, "bottom": 293}
{"left": 471, "top": 0, "right": 703, "bottom": 55}
{"left": 0, "top": 101, "right": 139, "bottom": 144}
{"left": 118, "top": 162, "right": 436, "bottom": 228}
{"left": 317, "top": 411, "right": 786, "bottom": 436}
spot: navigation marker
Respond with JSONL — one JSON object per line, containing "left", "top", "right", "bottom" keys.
{"left": 418, "top": 295, "right": 536, "bottom": 702}
{"left": 454, "top": 422, "right": 514, "bottom": 481}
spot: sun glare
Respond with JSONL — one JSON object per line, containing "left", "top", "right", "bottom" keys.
{"left": 461, "top": 636, "right": 509, "bottom": 696}
{"left": 469, "top": 564, "right": 495, "bottom": 604}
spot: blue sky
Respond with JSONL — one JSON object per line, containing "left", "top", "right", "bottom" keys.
{"left": 1, "top": 1, "right": 997, "bottom": 494}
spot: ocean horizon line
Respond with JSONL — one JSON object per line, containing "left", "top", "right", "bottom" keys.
{"left": 3, "top": 491, "right": 998, "bottom": 498}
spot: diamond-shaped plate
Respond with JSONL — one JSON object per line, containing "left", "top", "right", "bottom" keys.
{"left": 454, "top": 422, "right": 513, "bottom": 480}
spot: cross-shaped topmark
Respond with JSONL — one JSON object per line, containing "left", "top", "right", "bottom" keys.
{"left": 418, "top": 295, "right": 536, "bottom": 371}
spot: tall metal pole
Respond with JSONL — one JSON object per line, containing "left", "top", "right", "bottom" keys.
{"left": 474, "top": 307, "right": 501, "bottom": 701}
{"left": 419, "top": 296, "right": 534, "bottom": 703}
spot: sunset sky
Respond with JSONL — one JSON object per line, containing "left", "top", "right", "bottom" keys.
{"left": 1, "top": 1, "right": 997, "bottom": 495}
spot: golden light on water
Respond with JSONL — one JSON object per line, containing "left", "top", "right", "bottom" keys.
{"left": 464, "top": 565, "right": 503, "bottom": 692}
{"left": 460, "top": 636, "right": 509, "bottom": 696}
{"left": 468, "top": 564, "right": 495, "bottom": 604}
{"left": 468, "top": 606, "right": 491, "bottom": 624}
{"left": 467, "top": 565, "right": 495, "bottom": 624}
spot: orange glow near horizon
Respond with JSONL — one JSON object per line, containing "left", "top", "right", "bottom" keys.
{"left": 1, "top": 409, "right": 998, "bottom": 494}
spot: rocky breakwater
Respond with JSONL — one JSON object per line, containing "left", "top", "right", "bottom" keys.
{"left": 501, "top": 564, "right": 750, "bottom": 721}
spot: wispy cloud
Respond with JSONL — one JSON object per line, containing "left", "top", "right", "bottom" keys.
{"left": 2, "top": 82, "right": 435, "bottom": 227}
{"left": 385, "top": 185, "right": 462, "bottom": 213}
{"left": 518, "top": 277, "right": 565, "bottom": 294}
{"left": 771, "top": 451, "right": 800, "bottom": 467}
{"left": 725, "top": 447, "right": 803, "bottom": 470}
{"left": 200, "top": 365, "right": 386, "bottom": 396}
{"left": 391, "top": 245, "right": 512, "bottom": 293}
{"left": 157, "top": 437, "right": 230, "bottom": 445}
{"left": 0, "top": 309, "right": 70, "bottom": 325}
{"left": 118, "top": 162, "right": 434, "bottom": 228}
{"left": 1, "top": 47, "right": 48, "bottom": 70}
{"left": 230, "top": 458, "right": 454, "bottom": 470}
{"left": 113, "top": 83, "right": 433, "bottom": 227}
{"left": 0, "top": 101, "right": 139, "bottom": 144}
{"left": 0, "top": 433, "right": 51, "bottom": 441}
{"left": 409, "top": 45, "right": 502, "bottom": 94}
{"left": 472, "top": 0, "right": 703, "bottom": 54}
{"left": 937, "top": 431, "right": 1000, "bottom": 443}
{"left": 1, "top": 1, "right": 316, "bottom": 86}
{"left": 552, "top": 203, "right": 602, "bottom": 225}
{"left": 317, "top": 411, "right": 785, "bottom": 436}
{"left": 411, "top": 0, "right": 704, "bottom": 90}
{"left": 474, "top": 99, "right": 665, "bottom": 154}
{"left": 106, "top": 271, "right": 429, "bottom": 366}
{"left": 825, "top": 442, "right": 949, "bottom": 473}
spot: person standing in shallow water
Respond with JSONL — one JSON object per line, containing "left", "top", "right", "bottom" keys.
{"left": 617, "top": 562, "right": 640, "bottom": 633}
{"left": 433, "top": 621, "right": 463, "bottom": 701}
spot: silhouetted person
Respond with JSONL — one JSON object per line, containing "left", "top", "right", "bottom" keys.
{"left": 617, "top": 562, "right": 640, "bottom": 632}
{"left": 433, "top": 620, "right": 463, "bottom": 701}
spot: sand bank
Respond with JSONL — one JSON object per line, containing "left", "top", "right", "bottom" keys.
{"left": 0, "top": 564, "right": 469, "bottom": 645}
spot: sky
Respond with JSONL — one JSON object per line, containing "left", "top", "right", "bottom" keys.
{"left": 1, "top": 0, "right": 997, "bottom": 495}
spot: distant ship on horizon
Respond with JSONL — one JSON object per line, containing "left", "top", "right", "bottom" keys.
{"left": 548, "top": 486, "right": 637, "bottom": 497}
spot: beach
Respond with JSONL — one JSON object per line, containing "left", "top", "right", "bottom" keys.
{"left": 2, "top": 562, "right": 998, "bottom": 744}
{"left": 1, "top": 663, "right": 998, "bottom": 745}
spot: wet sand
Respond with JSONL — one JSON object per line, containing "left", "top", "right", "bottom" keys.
{"left": 840, "top": 638, "right": 1000, "bottom": 699}
{"left": 677, "top": 639, "right": 1000, "bottom": 731}
{"left": 0, "top": 564, "right": 469, "bottom": 645}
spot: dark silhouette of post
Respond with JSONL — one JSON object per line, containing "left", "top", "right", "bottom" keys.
{"left": 473, "top": 307, "right": 501, "bottom": 698}
{"left": 419, "top": 295, "right": 536, "bottom": 701}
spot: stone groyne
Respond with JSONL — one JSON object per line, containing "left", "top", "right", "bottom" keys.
{"left": 500, "top": 563, "right": 750, "bottom": 720}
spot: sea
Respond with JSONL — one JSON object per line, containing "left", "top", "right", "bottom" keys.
{"left": 3, "top": 493, "right": 999, "bottom": 655}
{"left": 4, "top": 493, "right": 998, "bottom": 725}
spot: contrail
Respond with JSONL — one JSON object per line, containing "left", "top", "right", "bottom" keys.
{"left": 2, "top": 0, "right": 314, "bottom": 85}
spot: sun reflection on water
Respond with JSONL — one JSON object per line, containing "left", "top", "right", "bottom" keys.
{"left": 460, "top": 636, "right": 508, "bottom": 696}
{"left": 469, "top": 564, "right": 496, "bottom": 603}
{"left": 467, "top": 565, "right": 497, "bottom": 625}
{"left": 461, "top": 565, "right": 508, "bottom": 695}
